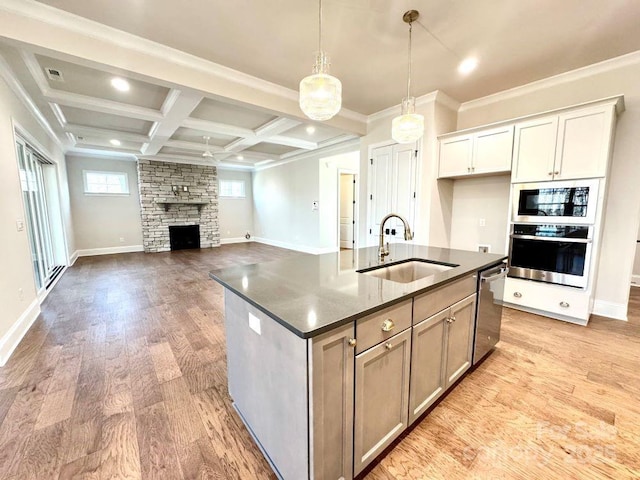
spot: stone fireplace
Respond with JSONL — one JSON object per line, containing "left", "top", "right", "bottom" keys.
{"left": 137, "top": 159, "right": 220, "bottom": 253}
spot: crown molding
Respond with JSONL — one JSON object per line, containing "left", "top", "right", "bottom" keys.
{"left": 66, "top": 148, "right": 138, "bottom": 161}
{"left": 0, "top": 0, "right": 367, "bottom": 132}
{"left": 0, "top": 53, "right": 63, "bottom": 148}
{"left": 254, "top": 137, "right": 360, "bottom": 172}
{"left": 366, "top": 90, "right": 458, "bottom": 125}
{"left": 459, "top": 49, "right": 640, "bottom": 112}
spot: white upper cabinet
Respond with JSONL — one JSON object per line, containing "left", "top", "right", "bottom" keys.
{"left": 512, "top": 116, "right": 559, "bottom": 183}
{"left": 438, "top": 125, "right": 513, "bottom": 179}
{"left": 512, "top": 103, "right": 616, "bottom": 183}
{"left": 554, "top": 105, "right": 614, "bottom": 180}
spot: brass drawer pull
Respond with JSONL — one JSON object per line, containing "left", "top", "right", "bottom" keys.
{"left": 559, "top": 301, "right": 570, "bottom": 308}
{"left": 385, "top": 342, "right": 393, "bottom": 350}
{"left": 513, "top": 292, "right": 522, "bottom": 298}
{"left": 348, "top": 338, "right": 357, "bottom": 347}
{"left": 381, "top": 319, "right": 395, "bottom": 332}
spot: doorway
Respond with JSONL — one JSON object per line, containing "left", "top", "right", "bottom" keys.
{"left": 15, "top": 136, "right": 66, "bottom": 293}
{"left": 339, "top": 172, "right": 356, "bottom": 249}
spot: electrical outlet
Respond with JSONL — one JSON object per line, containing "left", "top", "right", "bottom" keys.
{"left": 478, "top": 244, "right": 490, "bottom": 253}
{"left": 479, "top": 218, "right": 486, "bottom": 227}
{"left": 312, "top": 201, "right": 319, "bottom": 211}
{"left": 16, "top": 219, "right": 24, "bottom": 232}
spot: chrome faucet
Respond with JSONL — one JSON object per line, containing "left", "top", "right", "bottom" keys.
{"left": 379, "top": 213, "right": 413, "bottom": 260}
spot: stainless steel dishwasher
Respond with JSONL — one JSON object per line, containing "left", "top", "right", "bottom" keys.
{"left": 473, "top": 261, "right": 508, "bottom": 365}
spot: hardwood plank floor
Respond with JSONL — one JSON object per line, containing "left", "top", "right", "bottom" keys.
{"left": 0, "top": 243, "right": 638, "bottom": 479}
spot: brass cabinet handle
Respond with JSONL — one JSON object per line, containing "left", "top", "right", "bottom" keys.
{"left": 446, "top": 318, "right": 452, "bottom": 324}
{"left": 548, "top": 172, "right": 553, "bottom": 176}
{"left": 450, "top": 316, "right": 456, "bottom": 322}
{"left": 513, "top": 292, "right": 522, "bottom": 298}
{"left": 554, "top": 171, "right": 560, "bottom": 175}
{"left": 385, "top": 342, "right": 393, "bottom": 350}
{"left": 348, "top": 338, "right": 357, "bottom": 347}
{"left": 381, "top": 319, "right": 395, "bottom": 332}
{"left": 559, "top": 301, "right": 570, "bottom": 308}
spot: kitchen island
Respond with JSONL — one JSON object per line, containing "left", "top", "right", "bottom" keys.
{"left": 210, "top": 244, "right": 506, "bottom": 480}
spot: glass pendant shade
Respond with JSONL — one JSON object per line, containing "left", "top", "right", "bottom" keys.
{"left": 392, "top": 97, "right": 424, "bottom": 144}
{"left": 299, "top": 52, "right": 342, "bottom": 121}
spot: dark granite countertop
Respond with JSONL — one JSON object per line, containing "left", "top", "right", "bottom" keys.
{"left": 210, "top": 244, "right": 507, "bottom": 339}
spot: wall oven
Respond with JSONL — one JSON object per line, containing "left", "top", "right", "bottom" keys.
{"left": 512, "top": 179, "right": 599, "bottom": 224}
{"left": 508, "top": 224, "right": 593, "bottom": 289}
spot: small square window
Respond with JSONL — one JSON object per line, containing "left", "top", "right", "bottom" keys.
{"left": 219, "top": 179, "right": 246, "bottom": 198}
{"left": 83, "top": 170, "right": 130, "bottom": 195}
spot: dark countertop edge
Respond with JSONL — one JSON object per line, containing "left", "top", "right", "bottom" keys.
{"left": 209, "top": 256, "right": 507, "bottom": 340}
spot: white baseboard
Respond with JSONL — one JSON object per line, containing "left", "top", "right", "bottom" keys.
{"left": 253, "top": 237, "right": 338, "bottom": 255}
{"left": 69, "top": 250, "right": 79, "bottom": 266}
{"left": 220, "top": 237, "right": 252, "bottom": 245}
{"left": 631, "top": 274, "right": 640, "bottom": 287}
{"left": 76, "top": 245, "right": 144, "bottom": 257}
{"left": 0, "top": 298, "right": 41, "bottom": 366}
{"left": 592, "top": 299, "right": 628, "bottom": 321}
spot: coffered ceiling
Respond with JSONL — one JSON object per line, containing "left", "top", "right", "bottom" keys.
{"left": 0, "top": 41, "right": 353, "bottom": 169}
{"left": 1, "top": 0, "right": 640, "bottom": 168}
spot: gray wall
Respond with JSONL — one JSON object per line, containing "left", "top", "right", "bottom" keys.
{"left": 218, "top": 169, "right": 254, "bottom": 242}
{"left": 67, "top": 155, "right": 143, "bottom": 252}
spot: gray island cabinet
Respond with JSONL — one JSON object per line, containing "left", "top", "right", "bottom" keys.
{"left": 211, "top": 245, "right": 506, "bottom": 480}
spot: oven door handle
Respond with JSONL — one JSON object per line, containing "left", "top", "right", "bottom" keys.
{"left": 510, "top": 234, "right": 592, "bottom": 244}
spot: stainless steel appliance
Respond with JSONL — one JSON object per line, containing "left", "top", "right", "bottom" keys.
{"left": 508, "top": 223, "right": 593, "bottom": 288}
{"left": 473, "top": 262, "right": 507, "bottom": 365}
{"left": 512, "top": 179, "right": 599, "bottom": 224}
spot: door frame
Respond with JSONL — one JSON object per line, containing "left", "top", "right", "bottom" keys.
{"left": 337, "top": 168, "right": 358, "bottom": 251}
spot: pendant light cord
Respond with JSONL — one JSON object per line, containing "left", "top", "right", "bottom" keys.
{"left": 407, "top": 21, "right": 412, "bottom": 100}
{"left": 319, "top": 0, "right": 323, "bottom": 53}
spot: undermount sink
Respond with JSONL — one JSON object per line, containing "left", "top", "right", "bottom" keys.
{"left": 358, "top": 259, "right": 458, "bottom": 284}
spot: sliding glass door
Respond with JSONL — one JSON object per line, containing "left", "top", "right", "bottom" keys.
{"left": 16, "top": 139, "right": 58, "bottom": 292}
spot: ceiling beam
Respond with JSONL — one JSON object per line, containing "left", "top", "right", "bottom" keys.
{"left": 64, "top": 124, "right": 150, "bottom": 143}
{"left": 181, "top": 117, "right": 254, "bottom": 139}
{"left": 141, "top": 89, "right": 204, "bottom": 155}
{"left": 224, "top": 117, "right": 301, "bottom": 154}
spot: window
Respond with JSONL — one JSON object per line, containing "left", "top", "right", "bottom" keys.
{"left": 219, "top": 179, "right": 246, "bottom": 198}
{"left": 83, "top": 170, "right": 129, "bottom": 195}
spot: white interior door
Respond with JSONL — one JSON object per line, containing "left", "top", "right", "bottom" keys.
{"left": 339, "top": 173, "right": 355, "bottom": 249}
{"left": 368, "top": 146, "right": 392, "bottom": 244}
{"left": 390, "top": 143, "right": 417, "bottom": 241}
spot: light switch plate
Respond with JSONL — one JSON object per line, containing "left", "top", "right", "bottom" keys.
{"left": 16, "top": 219, "right": 24, "bottom": 231}
{"left": 248, "top": 312, "right": 261, "bottom": 335}
{"left": 312, "top": 201, "right": 319, "bottom": 211}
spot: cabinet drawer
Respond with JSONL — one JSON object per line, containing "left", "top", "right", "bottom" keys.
{"left": 413, "top": 275, "right": 476, "bottom": 323}
{"left": 356, "top": 299, "right": 412, "bottom": 354}
{"left": 504, "top": 277, "right": 590, "bottom": 320}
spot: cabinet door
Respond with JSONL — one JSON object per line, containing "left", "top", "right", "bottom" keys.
{"left": 408, "top": 309, "right": 448, "bottom": 425}
{"left": 354, "top": 328, "right": 411, "bottom": 475}
{"left": 438, "top": 134, "right": 473, "bottom": 178}
{"left": 368, "top": 146, "right": 393, "bottom": 244}
{"left": 472, "top": 125, "right": 514, "bottom": 175}
{"left": 444, "top": 294, "right": 476, "bottom": 387}
{"left": 310, "top": 324, "right": 355, "bottom": 480}
{"left": 390, "top": 143, "right": 417, "bottom": 241}
{"left": 555, "top": 105, "right": 614, "bottom": 180}
{"left": 512, "top": 116, "right": 558, "bottom": 183}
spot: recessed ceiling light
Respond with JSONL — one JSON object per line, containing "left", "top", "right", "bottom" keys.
{"left": 458, "top": 57, "right": 478, "bottom": 75}
{"left": 306, "top": 125, "right": 316, "bottom": 134}
{"left": 110, "top": 139, "right": 121, "bottom": 146}
{"left": 236, "top": 155, "right": 244, "bottom": 160}
{"left": 110, "top": 77, "right": 130, "bottom": 92}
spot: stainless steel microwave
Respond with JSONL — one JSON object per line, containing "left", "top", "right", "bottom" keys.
{"left": 512, "top": 179, "right": 600, "bottom": 225}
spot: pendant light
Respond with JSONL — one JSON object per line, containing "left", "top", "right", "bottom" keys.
{"left": 392, "top": 10, "right": 424, "bottom": 144}
{"left": 299, "top": 0, "right": 342, "bottom": 121}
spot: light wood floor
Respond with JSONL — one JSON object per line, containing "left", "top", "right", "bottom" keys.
{"left": 0, "top": 243, "right": 638, "bottom": 479}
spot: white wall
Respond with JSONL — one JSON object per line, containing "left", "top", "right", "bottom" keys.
{"left": 633, "top": 221, "right": 640, "bottom": 286}
{"left": 218, "top": 169, "right": 254, "bottom": 243}
{"left": 456, "top": 56, "right": 640, "bottom": 318}
{"left": 449, "top": 176, "right": 511, "bottom": 254}
{"left": 66, "top": 155, "right": 143, "bottom": 253}
{"left": 0, "top": 71, "right": 73, "bottom": 364}
{"left": 252, "top": 156, "right": 321, "bottom": 252}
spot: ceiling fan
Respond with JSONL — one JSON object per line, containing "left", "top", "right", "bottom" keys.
{"left": 202, "top": 135, "right": 225, "bottom": 163}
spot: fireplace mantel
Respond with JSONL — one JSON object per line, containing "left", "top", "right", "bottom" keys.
{"left": 155, "top": 200, "right": 209, "bottom": 213}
